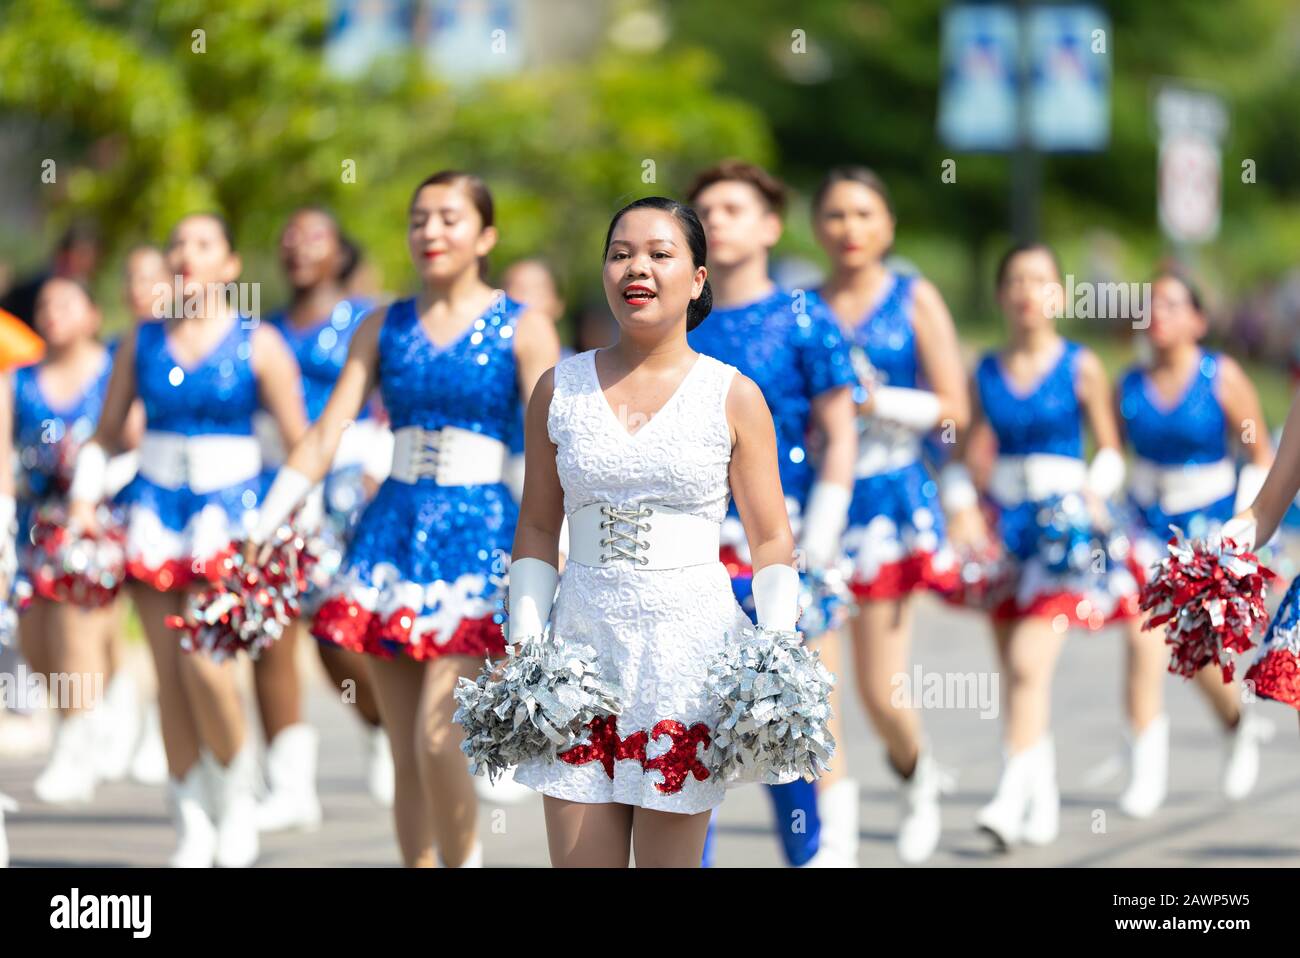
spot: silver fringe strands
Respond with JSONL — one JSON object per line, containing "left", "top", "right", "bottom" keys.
{"left": 706, "top": 626, "right": 836, "bottom": 785}
{"left": 454, "top": 632, "right": 624, "bottom": 783}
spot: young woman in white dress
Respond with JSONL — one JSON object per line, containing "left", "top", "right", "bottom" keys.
{"left": 508, "top": 196, "right": 804, "bottom": 867}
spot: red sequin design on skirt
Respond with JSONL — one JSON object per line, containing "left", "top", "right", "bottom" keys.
{"left": 310, "top": 596, "right": 505, "bottom": 661}
{"left": 559, "top": 715, "right": 712, "bottom": 794}
{"left": 1246, "top": 649, "right": 1300, "bottom": 710}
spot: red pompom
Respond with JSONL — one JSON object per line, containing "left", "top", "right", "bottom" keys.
{"left": 28, "top": 504, "right": 127, "bottom": 608}
{"left": 1139, "top": 529, "right": 1276, "bottom": 681}
{"left": 167, "top": 525, "right": 320, "bottom": 660}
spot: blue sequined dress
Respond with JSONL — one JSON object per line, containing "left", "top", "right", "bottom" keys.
{"left": 1118, "top": 350, "right": 1238, "bottom": 576}
{"left": 688, "top": 286, "right": 856, "bottom": 631}
{"left": 826, "top": 273, "right": 957, "bottom": 599}
{"left": 114, "top": 319, "right": 267, "bottom": 590}
{"left": 11, "top": 343, "right": 120, "bottom": 598}
{"left": 311, "top": 296, "right": 521, "bottom": 661}
{"left": 976, "top": 339, "right": 1140, "bottom": 628}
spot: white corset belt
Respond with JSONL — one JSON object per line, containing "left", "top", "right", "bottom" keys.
{"left": 137, "top": 431, "right": 262, "bottom": 494}
{"left": 567, "top": 502, "right": 721, "bottom": 570}
{"left": 855, "top": 431, "right": 922, "bottom": 478}
{"left": 389, "top": 425, "right": 507, "bottom": 486}
{"left": 990, "top": 453, "right": 1087, "bottom": 506}
{"left": 1129, "top": 457, "right": 1236, "bottom": 516}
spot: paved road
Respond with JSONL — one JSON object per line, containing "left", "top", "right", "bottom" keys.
{"left": 4, "top": 595, "right": 1299, "bottom": 867}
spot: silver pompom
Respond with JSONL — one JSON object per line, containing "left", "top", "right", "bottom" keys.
{"left": 454, "top": 633, "right": 623, "bottom": 783}
{"left": 706, "top": 626, "right": 836, "bottom": 785}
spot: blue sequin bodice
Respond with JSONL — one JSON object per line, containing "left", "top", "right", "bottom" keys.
{"left": 269, "top": 298, "right": 374, "bottom": 423}
{"left": 135, "top": 319, "right": 259, "bottom": 435}
{"left": 377, "top": 295, "right": 522, "bottom": 441}
{"left": 688, "top": 286, "right": 854, "bottom": 505}
{"left": 844, "top": 273, "right": 918, "bottom": 389}
{"left": 976, "top": 341, "right": 1084, "bottom": 459}
{"left": 12, "top": 343, "right": 114, "bottom": 500}
{"left": 1118, "top": 352, "right": 1225, "bottom": 465}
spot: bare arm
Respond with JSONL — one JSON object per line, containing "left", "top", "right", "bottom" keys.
{"left": 1217, "top": 356, "right": 1272, "bottom": 468}
{"left": 511, "top": 367, "right": 564, "bottom": 566}
{"left": 88, "top": 326, "right": 140, "bottom": 455}
{"left": 1076, "top": 348, "right": 1121, "bottom": 452}
{"left": 911, "top": 278, "right": 970, "bottom": 431}
{"left": 278, "top": 308, "right": 385, "bottom": 484}
{"left": 1242, "top": 385, "right": 1300, "bottom": 545}
{"left": 512, "top": 307, "right": 562, "bottom": 409}
{"left": 252, "top": 324, "right": 309, "bottom": 449}
{"left": 727, "top": 374, "right": 796, "bottom": 571}
{"left": 810, "top": 386, "right": 856, "bottom": 489}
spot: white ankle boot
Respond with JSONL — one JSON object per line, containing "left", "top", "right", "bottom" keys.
{"left": 208, "top": 747, "right": 260, "bottom": 867}
{"left": 1118, "top": 714, "right": 1169, "bottom": 819}
{"left": 1021, "top": 736, "right": 1060, "bottom": 845}
{"left": 1222, "top": 711, "right": 1274, "bottom": 800}
{"left": 0, "top": 792, "right": 17, "bottom": 868}
{"left": 167, "top": 765, "right": 216, "bottom": 868}
{"left": 975, "top": 737, "right": 1057, "bottom": 849}
{"left": 439, "top": 840, "right": 483, "bottom": 868}
{"left": 897, "top": 751, "right": 949, "bottom": 864}
{"left": 34, "top": 712, "right": 98, "bottom": 805}
{"left": 93, "top": 671, "right": 142, "bottom": 783}
{"left": 256, "top": 723, "right": 322, "bottom": 833}
{"left": 367, "top": 725, "right": 395, "bottom": 808}
{"left": 130, "top": 703, "right": 169, "bottom": 786}
{"left": 816, "top": 778, "right": 861, "bottom": 866}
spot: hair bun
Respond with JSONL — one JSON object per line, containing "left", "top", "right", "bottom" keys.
{"left": 687, "top": 279, "right": 713, "bottom": 331}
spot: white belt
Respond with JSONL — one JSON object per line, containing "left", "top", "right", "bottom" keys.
{"left": 855, "top": 429, "right": 922, "bottom": 478}
{"left": 567, "top": 502, "right": 721, "bottom": 570}
{"left": 990, "top": 454, "right": 1086, "bottom": 506}
{"left": 255, "top": 412, "right": 385, "bottom": 472}
{"left": 1129, "top": 457, "right": 1236, "bottom": 516}
{"left": 137, "top": 431, "right": 262, "bottom": 494}
{"left": 389, "top": 425, "right": 507, "bottom": 486}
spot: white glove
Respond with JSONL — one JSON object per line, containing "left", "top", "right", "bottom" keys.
{"left": 1221, "top": 516, "right": 1257, "bottom": 552}
{"left": 506, "top": 557, "right": 559, "bottom": 643}
{"left": 69, "top": 441, "right": 108, "bottom": 505}
{"left": 249, "top": 467, "right": 314, "bottom": 545}
{"left": 752, "top": 563, "right": 801, "bottom": 632}
{"left": 362, "top": 424, "right": 394, "bottom": 484}
{"left": 939, "top": 462, "right": 979, "bottom": 513}
{"left": 1085, "top": 447, "right": 1126, "bottom": 500}
{"left": 869, "top": 386, "right": 942, "bottom": 432}
{"left": 1234, "top": 463, "right": 1268, "bottom": 516}
{"left": 798, "top": 482, "right": 850, "bottom": 570}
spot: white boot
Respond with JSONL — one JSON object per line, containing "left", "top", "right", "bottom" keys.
{"left": 1021, "top": 736, "right": 1060, "bottom": 845}
{"left": 897, "top": 751, "right": 949, "bottom": 864}
{"left": 130, "top": 703, "right": 169, "bottom": 786}
{"left": 0, "top": 792, "right": 17, "bottom": 868}
{"left": 209, "top": 747, "right": 260, "bottom": 868}
{"left": 1118, "top": 714, "right": 1169, "bottom": 819}
{"left": 815, "top": 778, "right": 861, "bottom": 866}
{"left": 34, "top": 712, "right": 98, "bottom": 805}
{"left": 366, "top": 725, "right": 395, "bottom": 808}
{"left": 1222, "top": 711, "right": 1274, "bottom": 801}
{"left": 974, "top": 740, "right": 1040, "bottom": 850}
{"left": 167, "top": 765, "right": 216, "bottom": 868}
{"left": 255, "top": 723, "right": 322, "bottom": 833}
{"left": 92, "top": 671, "right": 143, "bottom": 783}
{"left": 439, "top": 840, "right": 483, "bottom": 868}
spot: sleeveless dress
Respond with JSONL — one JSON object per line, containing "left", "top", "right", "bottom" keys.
{"left": 828, "top": 273, "right": 957, "bottom": 599}
{"left": 688, "top": 286, "right": 855, "bottom": 627}
{"left": 115, "top": 320, "right": 266, "bottom": 590}
{"left": 311, "top": 296, "right": 522, "bottom": 661}
{"left": 976, "top": 340, "right": 1140, "bottom": 627}
{"left": 11, "top": 344, "right": 117, "bottom": 596}
{"left": 1118, "top": 350, "right": 1237, "bottom": 575}
{"left": 511, "top": 350, "right": 754, "bottom": 815}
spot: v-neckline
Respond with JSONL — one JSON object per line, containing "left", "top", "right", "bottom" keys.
{"left": 996, "top": 339, "right": 1069, "bottom": 400}
{"left": 588, "top": 349, "right": 705, "bottom": 442}
{"left": 35, "top": 349, "right": 110, "bottom": 416}
{"left": 412, "top": 293, "right": 502, "bottom": 354}
{"left": 163, "top": 318, "right": 239, "bottom": 374}
{"left": 1143, "top": 351, "right": 1203, "bottom": 414}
